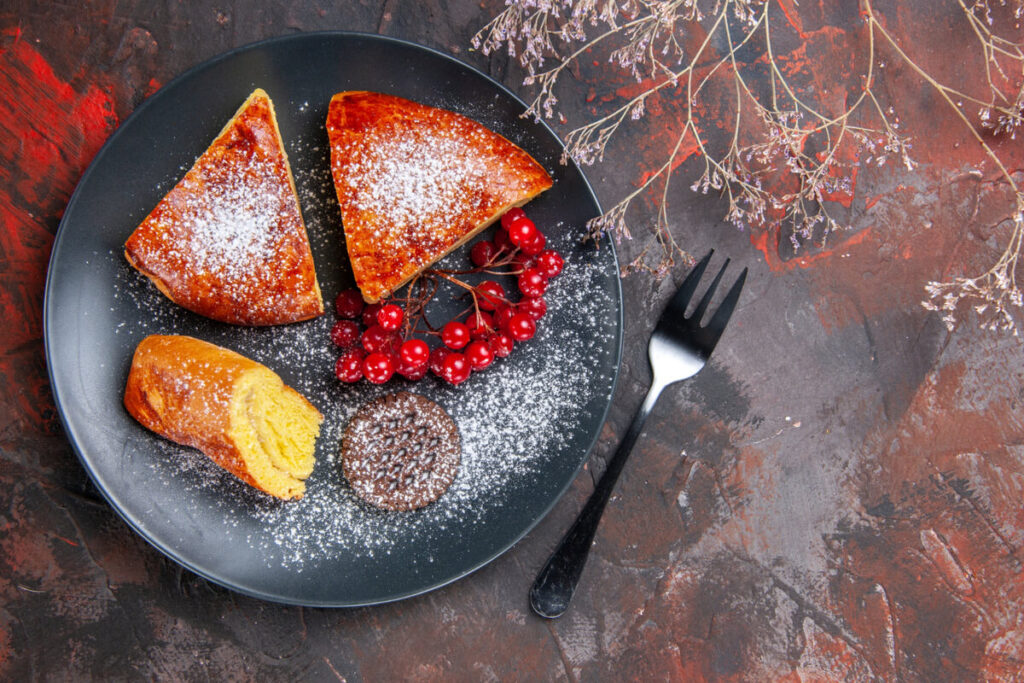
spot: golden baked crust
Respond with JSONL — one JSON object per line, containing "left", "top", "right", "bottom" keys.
{"left": 326, "top": 91, "right": 553, "bottom": 303}
{"left": 123, "top": 334, "right": 323, "bottom": 500}
{"left": 124, "top": 89, "right": 324, "bottom": 325}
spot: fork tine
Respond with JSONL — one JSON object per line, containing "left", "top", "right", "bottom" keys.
{"left": 704, "top": 267, "right": 747, "bottom": 343}
{"left": 690, "top": 258, "right": 729, "bottom": 324}
{"left": 671, "top": 250, "right": 714, "bottom": 314}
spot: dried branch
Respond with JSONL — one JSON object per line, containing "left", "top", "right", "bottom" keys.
{"left": 473, "top": 0, "right": 1024, "bottom": 333}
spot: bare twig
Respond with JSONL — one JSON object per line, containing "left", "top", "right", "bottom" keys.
{"left": 473, "top": 0, "right": 1024, "bottom": 333}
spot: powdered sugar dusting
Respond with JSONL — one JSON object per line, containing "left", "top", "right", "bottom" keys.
{"left": 133, "top": 158, "right": 291, "bottom": 291}
{"left": 188, "top": 166, "right": 282, "bottom": 278}
{"left": 341, "top": 127, "right": 491, "bottom": 237}
{"left": 112, "top": 129, "right": 619, "bottom": 583}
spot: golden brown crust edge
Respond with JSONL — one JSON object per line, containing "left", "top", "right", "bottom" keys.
{"left": 267, "top": 92, "right": 324, "bottom": 310}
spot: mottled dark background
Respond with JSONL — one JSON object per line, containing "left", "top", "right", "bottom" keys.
{"left": 2, "top": 1, "right": 1023, "bottom": 680}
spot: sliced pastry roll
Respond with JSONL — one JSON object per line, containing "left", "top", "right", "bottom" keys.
{"left": 123, "top": 334, "right": 323, "bottom": 500}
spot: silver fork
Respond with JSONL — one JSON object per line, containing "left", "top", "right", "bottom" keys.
{"left": 529, "top": 250, "right": 747, "bottom": 618}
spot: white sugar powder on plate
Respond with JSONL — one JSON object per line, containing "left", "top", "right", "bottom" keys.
{"left": 113, "top": 136, "right": 617, "bottom": 570}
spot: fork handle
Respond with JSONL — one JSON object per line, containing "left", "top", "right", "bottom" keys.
{"left": 529, "top": 378, "right": 667, "bottom": 618}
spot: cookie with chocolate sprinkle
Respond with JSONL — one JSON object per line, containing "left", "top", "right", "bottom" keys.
{"left": 341, "top": 391, "right": 460, "bottom": 511}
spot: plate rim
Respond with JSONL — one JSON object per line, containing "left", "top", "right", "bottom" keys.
{"left": 43, "top": 30, "right": 624, "bottom": 607}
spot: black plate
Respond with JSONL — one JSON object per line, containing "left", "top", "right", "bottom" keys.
{"left": 44, "top": 32, "right": 622, "bottom": 606}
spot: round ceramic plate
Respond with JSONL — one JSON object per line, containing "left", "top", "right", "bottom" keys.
{"left": 44, "top": 32, "right": 622, "bottom": 606}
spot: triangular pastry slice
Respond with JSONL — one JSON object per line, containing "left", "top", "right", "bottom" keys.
{"left": 326, "top": 91, "right": 553, "bottom": 303}
{"left": 125, "top": 88, "right": 323, "bottom": 325}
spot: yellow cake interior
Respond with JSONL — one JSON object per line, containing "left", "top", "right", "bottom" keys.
{"left": 228, "top": 368, "right": 322, "bottom": 499}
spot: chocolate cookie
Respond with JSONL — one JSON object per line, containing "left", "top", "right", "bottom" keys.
{"left": 341, "top": 391, "right": 460, "bottom": 511}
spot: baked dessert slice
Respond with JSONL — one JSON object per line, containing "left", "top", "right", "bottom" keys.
{"left": 326, "top": 91, "right": 553, "bottom": 303}
{"left": 124, "top": 88, "right": 324, "bottom": 325}
{"left": 124, "top": 334, "right": 323, "bottom": 500}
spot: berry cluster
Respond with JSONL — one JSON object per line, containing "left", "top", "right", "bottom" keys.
{"left": 330, "top": 208, "right": 564, "bottom": 385}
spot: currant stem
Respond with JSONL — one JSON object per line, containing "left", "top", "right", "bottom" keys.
{"left": 432, "top": 271, "right": 477, "bottom": 291}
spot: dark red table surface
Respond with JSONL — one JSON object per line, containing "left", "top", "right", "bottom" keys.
{"left": 3, "top": 1, "right": 1023, "bottom": 680}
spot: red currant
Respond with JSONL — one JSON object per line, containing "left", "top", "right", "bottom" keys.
{"left": 429, "top": 346, "right": 452, "bottom": 376}
{"left": 397, "top": 359, "right": 428, "bottom": 381}
{"left": 470, "top": 240, "right": 498, "bottom": 267}
{"left": 506, "top": 312, "right": 537, "bottom": 342}
{"left": 494, "top": 305, "right": 516, "bottom": 331}
{"left": 513, "top": 253, "right": 537, "bottom": 271}
{"left": 536, "top": 249, "right": 564, "bottom": 278}
{"left": 506, "top": 216, "right": 538, "bottom": 247}
{"left": 361, "top": 302, "right": 383, "bottom": 328}
{"left": 363, "top": 352, "right": 394, "bottom": 384}
{"left": 335, "top": 289, "right": 364, "bottom": 319}
{"left": 335, "top": 349, "right": 365, "bottom": 383}
{"left": 399, "top": 338, "right": 430, "bottom": 367}
{"left": 476, "top": 280, "right": 505, "bottom": 311}
{"left": 466, "top": 310, "right": 494, "bottom": 338}
{"left": 376, "top": 303, "right": 403, "bottom": 331}
{"left": 518, "top": 268, "right": 549, "bottom": 298}
{"left": 465, "top": 340, "right": 494, "bottom": 370}
{"left": 493, "top": 228, "right": 513, "bottom": 252}
{"left": 441, "top": 320, "right": 471, "bottom": 350}
{"left": 362, "top": 324, "right": 399, "bottom": 355}
{"left": 330, "top": 319, "right": 361, "bottom": 348}
{"left": 519, "top": 296, "right": 547, "bottom": 321}
{"left": 500, "top": 207, "right": 526, "bottom": 230}
{"left": 520, "top": 230, "right": 546, "bottom": 256}
{"left": 328, "top": 204, "right": 558, "bottom": 384}
{"left": 489, "top": 333, "right": 514, "bottom": 358}
{"left": 441, "top": 352, "right": 472, "bottom": 385}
